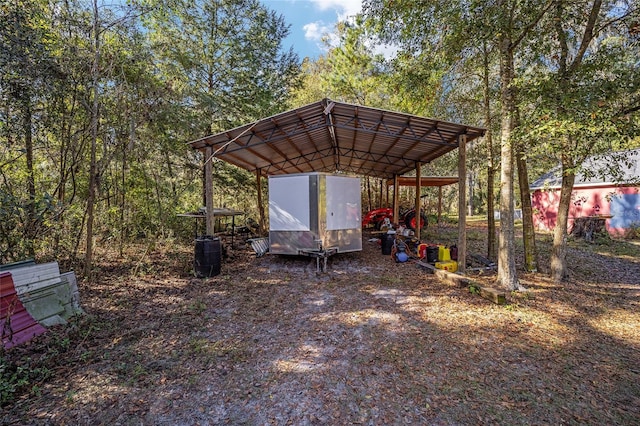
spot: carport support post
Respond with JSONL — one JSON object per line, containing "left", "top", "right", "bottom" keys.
{"left": 393, "top": 174, "right": 400, "bottom": 228}
{"left": 457, "top": 135, "right": 467, "bottom": 273}
{"left": 438, "top": 186, "right": 443, "bottom": 225}
{"left": 205, "top": 146, "right": 215, "bottom": 236}
{"left": 385, "top": 182, "right": 390, "bottom": 207}
{"left": 256, "top": 169, "right": 266, "bottom": 234}
{"left": 415, "top": 162, "right": 421, "bottom": 240}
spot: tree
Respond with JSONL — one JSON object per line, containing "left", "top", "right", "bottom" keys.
{"left": 142, "top": 0, "right": 301, "bottom": 233}
{"left": 289, "top": 56, "right": 333, "bottom": 107}
{"left": 290, "top": 18, "right": 393, "bottom": 110}
{"left": 0, "top": 0, "right": 59, "bottom": 258}
{"left": 519, "top": 0, "right": 640, "bottom": 282}
{"left": 142, "top": 0, "right": 300, "bottom": 134}
{"left": 362, "top": 0, "right": 552, "bottom": 290}
{"left": 480, "top": 41, "right": 499, "bottom": 261}
{"left": 84, "top": 1, "right": 148, "bottom": 276}
{"left": 493, "top": 1, "right": 553, "bottom": 290}
{"left": 324, "top": 18, "right": 391, "bottom": 108}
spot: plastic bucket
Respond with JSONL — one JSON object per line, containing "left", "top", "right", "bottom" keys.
{"left": 381, "top": 233, "right": 394, "bottom": 255}
{"left": 194, "top": 236, "right": 222, "bottom": 277}
{"left": 426, "top": 245, "right": 439, "bottom": 263}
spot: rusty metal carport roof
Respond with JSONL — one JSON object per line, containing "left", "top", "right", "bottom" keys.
{"left": 187, "top": 98, "right": 485, "bottom": 179}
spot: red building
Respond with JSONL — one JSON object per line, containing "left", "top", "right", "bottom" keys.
{"left": 530, "top": 149, "right": 640, "bottom": 236}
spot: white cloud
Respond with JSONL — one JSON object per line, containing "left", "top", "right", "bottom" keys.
{"left": 310, "top": 0, "right": 362, "bottom": 21}
{"left": 303, "top": 21, "right": 328, "bottom": 42}
{"left": 303, "top": 21, "right": 338, "bottom": 52}
{"left": 303, "top": 0, "right": 362, "bottom": 50}
{"left": 302, "top": 1, "right": 396, "bottom": 58}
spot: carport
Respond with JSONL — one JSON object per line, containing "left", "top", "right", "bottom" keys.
{"left": 187, "top": 98, "right": 485, "bottom": 272}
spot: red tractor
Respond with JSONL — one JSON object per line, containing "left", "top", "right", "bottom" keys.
{"left": 362, "top": 207, "right": 427, "bottom": 230}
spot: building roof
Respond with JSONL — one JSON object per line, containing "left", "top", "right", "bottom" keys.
{"left": 530, "top": 148, "right": 640, "bottom": 190}
{"left": 187, "top": 98, "right": 485, "bottom": 179}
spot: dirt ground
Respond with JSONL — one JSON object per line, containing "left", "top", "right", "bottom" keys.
{"left": 2, "top": 224, "right": 640, "bottom": 425}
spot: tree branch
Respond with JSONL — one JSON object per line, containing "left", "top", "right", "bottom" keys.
{"left": 618, "top": 103, "right": 640, "bottom": 116}
{"left": 569, "top": 0, "right": 602, "bottom": 74}
{"left": 595, "top": 9, "right": 636, "bottom": 35}
{"left": 512, "top": 0, "right": 554, "bottom": 49}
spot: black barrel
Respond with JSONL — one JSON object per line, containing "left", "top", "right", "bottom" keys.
{"left": 194, "top": 236, "right": 222, "bottom": 277}
{"left": 426, "top": 245, "right": 439, "bottom": 263}
{"left": 381, "top": 233, "right": 394, "bottom": 255}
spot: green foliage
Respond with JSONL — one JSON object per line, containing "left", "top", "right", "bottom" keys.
{"left": 517, "top": 2, "right": 640, "bottom": 169}
{"left": 0, "top": 358, "right": 29, "bottom": 406}
{"left": 0, "top": 188, "right": 58, "bottom": 263}
{"left": 290, "top": 18, "right": 393, "bottom": 109}
{"left": 142, "top": 0, "right": 301, "bottom": 132}
{"left": 0, "top": 354, "right": 52, "bottom": 407}
{"left": 324, "top": 19, "right": 391, "bottom": 107}
{"left": 623, "top": 222, "right": 640, "bottom": 240}
{"left": 0, "top": 0, "right": 301, "bottom": 263}
{"left": 1, "top": 314, "right": 107, "bottom": 406}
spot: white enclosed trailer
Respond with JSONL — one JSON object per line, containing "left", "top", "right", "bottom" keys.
{"left": 268, "top": 173, "right": 362, "bottom": 260}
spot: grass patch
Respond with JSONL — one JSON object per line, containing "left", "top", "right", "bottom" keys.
{"left": 569, "top": 235, "right": 640, "bottom": 258}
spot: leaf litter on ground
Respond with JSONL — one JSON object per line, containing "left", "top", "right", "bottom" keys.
{"left": 2, "top": 224, "right": 639, "bottom": 425}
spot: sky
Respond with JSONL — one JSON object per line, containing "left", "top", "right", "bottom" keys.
{"left": 261, "top": 0, "right": 364, "bottom": 59}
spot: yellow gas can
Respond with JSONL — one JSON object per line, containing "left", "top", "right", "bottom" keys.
{"left": 435, "top": 260, "right": 457, "bottom": 272}
{"left": 438, "top": 245, "right": 451, "bottom": 261}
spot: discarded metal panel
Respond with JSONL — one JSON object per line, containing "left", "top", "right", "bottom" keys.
{"left": 248, "top": 237, "right": 269, "bottom": 257}
{"left": 60, "top": 271, "right": 84, "bottom": 317}
{"left": 11, "top": 263, "right": 67, "bottom": 326}
{"left": 0, "top": 259, "right": 36, "bottom": 271}
{"left": 11, "top": 262, "right": 62, "bottom": 293}
{"left": 1, "top": 272, "right": 46, "bottom": 349}
{"left": 11, "top": 262, "right": 83, "bottom": 326}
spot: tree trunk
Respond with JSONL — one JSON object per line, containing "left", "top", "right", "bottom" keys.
{"left": 482, "top": 41, "right": 497, "bottom": 261}
{"left": 23, "top": 98, "right": 36, "bottom": 258}
{"left": 497, "top": 36, "right": 521, "bottom": 291}
{"left": 551, "top": 161, "right": 575, "bottom": 282}
{"left": 487, "top": 165, "right": 497, "bottom": 260}
{"left": 120, "top": 136, "right": 127, "bottom": 257}
{"left": 84, "top": 0, "right": 100, "bottom": 278}
{"left": 516, "top": 144, "right": 538, "bottom": 272}
{"left": 548, "top": 0, "right": 602, "bottom": 283}
{"left": 457, "top": 136, "right": 467, "bottom": 274}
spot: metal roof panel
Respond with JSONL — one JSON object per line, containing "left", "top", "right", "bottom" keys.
{"left": 188, "top": 99, "right": 485, "bottom": 179}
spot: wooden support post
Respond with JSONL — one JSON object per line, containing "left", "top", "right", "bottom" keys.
{"left": 205, "top": 146, "right": 215, "bottom": 236}
{"left": 256, "top": 169, "right": 266, "bottom": 235}
{"left": 392, "top": 174, "right": 400, "bottom": 228}
{"left": 385, "top": 182, "right": 390, "bottom": 207}
{"left": 438, "top": 186, "right": 443, "bottom": 225}
{"left": 457, "top": 135, "right": 467, "bottom": 274}
{"left": 415, "top": 162, "right": 421, "bottom": 240}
